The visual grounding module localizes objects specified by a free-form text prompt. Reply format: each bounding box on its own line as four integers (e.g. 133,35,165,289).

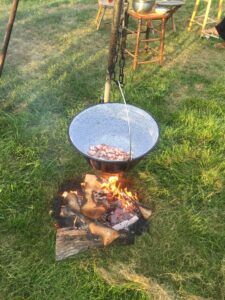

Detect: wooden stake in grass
104,0,123,102
0,0,20,77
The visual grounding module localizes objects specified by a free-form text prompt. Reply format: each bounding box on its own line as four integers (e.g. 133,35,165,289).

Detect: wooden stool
96,0,114,30
188,0,224,35
125,9,178,70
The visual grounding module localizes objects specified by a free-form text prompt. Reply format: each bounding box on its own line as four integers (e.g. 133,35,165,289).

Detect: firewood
81,206,106,219
57,228,87,237
60,206,76,217
120,191,152,220
62,191,80,212
138,205,152,220
88,223,120,246
82,174,101,201
83,174,102,193
55,228,134,261
81,174,106,219
63,206,121,246
56,228,102,261
53,174,150,260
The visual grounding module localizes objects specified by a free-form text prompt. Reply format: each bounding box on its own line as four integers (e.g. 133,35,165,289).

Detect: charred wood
56,228,102,261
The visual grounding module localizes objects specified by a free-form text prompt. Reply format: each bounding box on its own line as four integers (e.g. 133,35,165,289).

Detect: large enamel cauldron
69,103,159,173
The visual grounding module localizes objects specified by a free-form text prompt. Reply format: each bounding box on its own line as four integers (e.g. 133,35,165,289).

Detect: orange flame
101,176,138,209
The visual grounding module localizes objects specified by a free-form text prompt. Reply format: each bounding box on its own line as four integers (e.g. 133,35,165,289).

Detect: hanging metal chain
111,19,121,81
118,0,128,86
112,0,128,86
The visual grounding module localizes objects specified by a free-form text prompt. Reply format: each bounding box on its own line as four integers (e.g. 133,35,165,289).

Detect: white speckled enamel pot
69,103,159,173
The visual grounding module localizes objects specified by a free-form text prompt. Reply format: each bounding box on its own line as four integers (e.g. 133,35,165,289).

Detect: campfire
51,173,152,261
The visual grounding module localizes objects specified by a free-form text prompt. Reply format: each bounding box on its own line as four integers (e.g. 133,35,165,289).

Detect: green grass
1,0,225,299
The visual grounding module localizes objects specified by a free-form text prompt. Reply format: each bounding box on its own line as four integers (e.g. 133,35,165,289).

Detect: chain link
112,0,128,86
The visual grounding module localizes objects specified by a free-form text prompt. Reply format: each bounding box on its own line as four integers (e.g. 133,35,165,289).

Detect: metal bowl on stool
132,0,156,14
69,103,159,173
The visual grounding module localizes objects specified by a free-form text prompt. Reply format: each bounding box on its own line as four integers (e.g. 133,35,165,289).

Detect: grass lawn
0,0,225,299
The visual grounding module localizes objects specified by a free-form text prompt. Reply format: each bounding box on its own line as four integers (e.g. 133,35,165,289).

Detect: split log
56,228,102,261
60,206,76,217
62,191,80,212
55,228,134,261
81,174,106,219
88,223,120,246
138,205,152,220
64,207,120,246
82,206,106,219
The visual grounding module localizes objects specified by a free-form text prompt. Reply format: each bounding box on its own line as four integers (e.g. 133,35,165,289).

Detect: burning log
81,207,106,219
62,191,80,212
81,174,106,219
92,191,109,209
77,214,120,246
59,198,121,247
60,206,76,217
53,174,152,260
88,223,120,246
138,205,152,220
119,190,152,220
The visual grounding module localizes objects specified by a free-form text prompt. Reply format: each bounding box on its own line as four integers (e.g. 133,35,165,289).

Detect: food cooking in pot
87,144,130,161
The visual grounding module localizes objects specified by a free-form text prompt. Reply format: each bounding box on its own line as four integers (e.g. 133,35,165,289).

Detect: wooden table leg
172,14,176,32
144,20,151,52
159,18,166,65
133,19,142,70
